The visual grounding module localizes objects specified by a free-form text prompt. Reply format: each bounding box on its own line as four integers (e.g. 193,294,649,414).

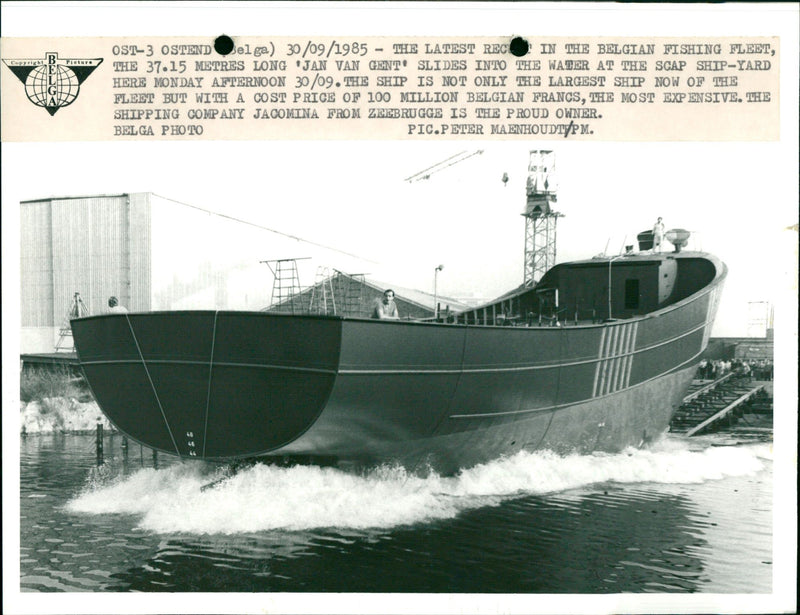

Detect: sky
3,139,797,336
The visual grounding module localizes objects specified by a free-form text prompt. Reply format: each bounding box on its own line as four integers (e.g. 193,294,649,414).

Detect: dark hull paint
72,255,725,474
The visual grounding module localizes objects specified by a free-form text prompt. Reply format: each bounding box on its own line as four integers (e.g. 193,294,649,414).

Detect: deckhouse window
624,279,640,309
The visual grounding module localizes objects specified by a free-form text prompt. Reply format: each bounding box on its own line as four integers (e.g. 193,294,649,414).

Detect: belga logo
3,52,103,116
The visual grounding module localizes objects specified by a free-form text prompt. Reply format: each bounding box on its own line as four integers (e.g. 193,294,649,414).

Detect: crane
523,150,562,286
404,150,484,183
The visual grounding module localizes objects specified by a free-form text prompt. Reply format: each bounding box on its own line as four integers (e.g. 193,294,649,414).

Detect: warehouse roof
267,270,473,314
365,278,472,313
21,193,134,204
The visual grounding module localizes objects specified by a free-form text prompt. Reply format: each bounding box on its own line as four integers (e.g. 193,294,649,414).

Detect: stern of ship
72,311,342,460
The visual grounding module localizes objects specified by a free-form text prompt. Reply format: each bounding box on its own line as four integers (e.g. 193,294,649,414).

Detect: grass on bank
20,366,93,404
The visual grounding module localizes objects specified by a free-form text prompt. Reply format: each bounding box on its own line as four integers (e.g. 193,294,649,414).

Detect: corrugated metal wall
20,193,153,335
49,195,139,319
129,193,152,311
20,200,55,326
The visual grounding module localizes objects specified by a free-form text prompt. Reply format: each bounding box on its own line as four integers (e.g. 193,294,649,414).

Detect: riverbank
19,366,115,435
20,398,114,435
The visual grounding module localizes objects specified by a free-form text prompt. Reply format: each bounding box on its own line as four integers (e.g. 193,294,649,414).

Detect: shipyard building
20,192,466,354
20,193,273,353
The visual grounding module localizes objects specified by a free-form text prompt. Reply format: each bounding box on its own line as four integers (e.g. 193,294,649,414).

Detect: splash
66,439,769,535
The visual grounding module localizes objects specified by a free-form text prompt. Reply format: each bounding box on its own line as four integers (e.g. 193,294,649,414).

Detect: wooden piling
96,423,104,466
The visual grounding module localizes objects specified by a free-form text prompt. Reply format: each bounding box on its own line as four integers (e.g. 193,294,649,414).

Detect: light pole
433,264,444,320
607,255,623,320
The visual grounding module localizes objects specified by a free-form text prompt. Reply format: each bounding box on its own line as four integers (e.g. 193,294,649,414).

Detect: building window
624,279,639,309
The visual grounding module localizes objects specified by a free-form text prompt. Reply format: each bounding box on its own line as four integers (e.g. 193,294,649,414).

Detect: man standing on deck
653,217,665,252
372,289,400,319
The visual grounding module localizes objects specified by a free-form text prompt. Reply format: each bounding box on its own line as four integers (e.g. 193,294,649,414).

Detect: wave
65,438,769,535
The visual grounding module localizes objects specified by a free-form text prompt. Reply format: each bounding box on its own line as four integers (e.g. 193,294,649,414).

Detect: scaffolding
309,267,337,315
337,271,367,317
747,301,772,338
55,291,89,352
262,258,308,314
523,150,563,287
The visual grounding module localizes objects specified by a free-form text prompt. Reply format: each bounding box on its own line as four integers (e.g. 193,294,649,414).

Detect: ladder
55,292,89,352
262,258,308,314
343,273,366,317
309,267,337,315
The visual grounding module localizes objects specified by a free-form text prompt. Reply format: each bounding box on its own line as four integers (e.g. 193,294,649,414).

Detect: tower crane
523,150,563,286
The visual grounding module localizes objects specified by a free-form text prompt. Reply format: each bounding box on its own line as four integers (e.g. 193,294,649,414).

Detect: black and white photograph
2,3,797,615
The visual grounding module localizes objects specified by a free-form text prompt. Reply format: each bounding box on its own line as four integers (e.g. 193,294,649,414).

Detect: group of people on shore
697,358,773,381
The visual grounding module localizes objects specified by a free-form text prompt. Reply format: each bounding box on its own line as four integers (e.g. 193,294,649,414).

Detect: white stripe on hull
592,320,639,398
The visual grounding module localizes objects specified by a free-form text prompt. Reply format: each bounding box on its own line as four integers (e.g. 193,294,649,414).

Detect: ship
71,233,725,475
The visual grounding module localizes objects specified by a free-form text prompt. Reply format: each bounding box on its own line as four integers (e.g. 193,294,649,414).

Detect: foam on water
66,439,769,535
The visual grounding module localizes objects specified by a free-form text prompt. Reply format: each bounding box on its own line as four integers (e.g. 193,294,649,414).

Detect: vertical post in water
153,449,158,469
96,422,104,466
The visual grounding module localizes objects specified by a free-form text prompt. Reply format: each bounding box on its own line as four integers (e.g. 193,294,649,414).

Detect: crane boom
404,150,484,182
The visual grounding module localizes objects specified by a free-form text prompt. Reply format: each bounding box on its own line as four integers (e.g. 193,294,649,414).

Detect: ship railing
443,303,609,327
456,312,589,328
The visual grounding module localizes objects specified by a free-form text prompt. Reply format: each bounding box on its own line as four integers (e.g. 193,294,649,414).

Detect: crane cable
152,193,379,264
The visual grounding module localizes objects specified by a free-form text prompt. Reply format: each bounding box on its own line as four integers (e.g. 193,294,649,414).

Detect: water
16,432,777,605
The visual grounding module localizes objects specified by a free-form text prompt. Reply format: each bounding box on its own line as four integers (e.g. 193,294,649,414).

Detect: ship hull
71,255,725,474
